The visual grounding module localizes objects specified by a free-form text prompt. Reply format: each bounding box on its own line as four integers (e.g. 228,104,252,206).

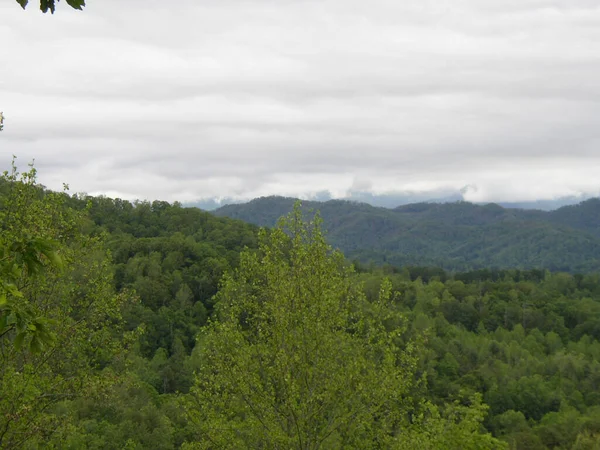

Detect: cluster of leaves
0,162,65,355
16,0,85,14
214,196,600,273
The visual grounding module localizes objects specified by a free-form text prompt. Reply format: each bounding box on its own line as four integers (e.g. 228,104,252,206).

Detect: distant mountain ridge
187,191,593,211
212,196,600,273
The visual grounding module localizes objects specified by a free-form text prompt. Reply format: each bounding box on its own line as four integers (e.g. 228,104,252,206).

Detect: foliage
0,161,132,448
16,0,85,14
44,374,179,450
66,193,259,392
0,160,65,354
3,161,600,449
184,205,503,449
357,266,600,449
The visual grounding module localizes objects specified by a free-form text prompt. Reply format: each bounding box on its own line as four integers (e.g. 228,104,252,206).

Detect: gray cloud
1,0,600,204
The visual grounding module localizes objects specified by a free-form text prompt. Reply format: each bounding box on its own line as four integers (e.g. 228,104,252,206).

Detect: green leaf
6,312,17,326
14,331,26,350
30,335,42,353
65,0,85,10
45,250,64,270
39,0,55,13
16,0,29,9
6,283,24,298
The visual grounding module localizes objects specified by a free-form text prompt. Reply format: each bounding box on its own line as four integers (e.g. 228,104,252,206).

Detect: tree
0,160,65,354
184,205,504,449
16,0,85,14
0,161,132,448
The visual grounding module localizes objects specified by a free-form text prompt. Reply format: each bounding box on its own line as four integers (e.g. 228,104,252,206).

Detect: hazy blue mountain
212,196,600,272
498,195,593,211
188,190,592,211
185,197,244,211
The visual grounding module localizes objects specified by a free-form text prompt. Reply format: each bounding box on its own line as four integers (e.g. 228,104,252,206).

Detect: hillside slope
213,196,600,272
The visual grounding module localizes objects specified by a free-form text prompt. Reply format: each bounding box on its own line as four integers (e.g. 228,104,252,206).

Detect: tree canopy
0,160,132,448
184,205,504,449
2,160,600,448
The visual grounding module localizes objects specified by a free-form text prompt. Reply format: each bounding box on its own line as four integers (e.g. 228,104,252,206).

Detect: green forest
2,162,600,449
214,196,600,273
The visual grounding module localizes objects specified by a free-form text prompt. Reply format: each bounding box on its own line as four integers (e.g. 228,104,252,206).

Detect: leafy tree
1,161,66,354
184,205,503,449
0,161,132,448
46,374,177,450
572,430,600,450
395,394,505,450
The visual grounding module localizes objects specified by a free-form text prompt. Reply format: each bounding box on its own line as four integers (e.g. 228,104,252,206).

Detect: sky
1,0,600,205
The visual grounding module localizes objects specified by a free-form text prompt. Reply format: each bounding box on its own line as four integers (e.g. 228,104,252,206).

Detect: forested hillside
214,196,600,273
2,164,600,449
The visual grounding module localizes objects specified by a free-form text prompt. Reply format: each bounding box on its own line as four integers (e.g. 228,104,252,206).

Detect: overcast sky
1,0,600,204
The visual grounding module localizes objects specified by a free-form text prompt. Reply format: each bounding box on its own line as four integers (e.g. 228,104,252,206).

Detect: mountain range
211,196,600,273
188,190,593,211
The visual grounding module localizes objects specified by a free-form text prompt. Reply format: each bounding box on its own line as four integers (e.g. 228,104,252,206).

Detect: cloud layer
1,0,600,203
